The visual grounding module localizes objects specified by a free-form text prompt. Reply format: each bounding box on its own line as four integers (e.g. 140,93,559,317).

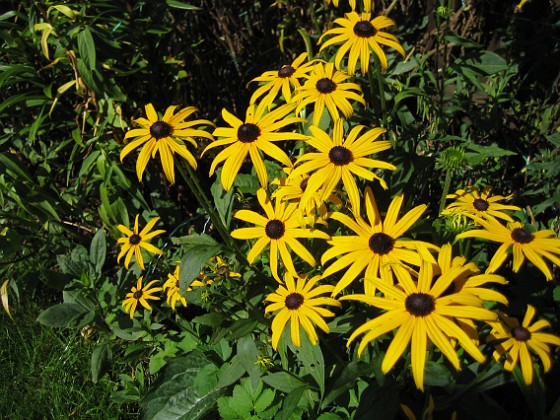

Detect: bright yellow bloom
292,62,365,127
322,187,438,296
456,218,560,280
264,273,341,349
487,305,560,385
116,215,165,270
163,264,206,310
290,120,395,216
122,277,163,319
203,102,307,191
319,12,405,74
230,188,330,282
120,103,214,184
342,261,498,391
443,185,520,222
249,52,318,110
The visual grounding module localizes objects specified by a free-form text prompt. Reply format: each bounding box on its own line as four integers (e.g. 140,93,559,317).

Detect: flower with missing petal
117,215,165,270
203,102,307,191
319,12,405,74
122,277,163,319
341,261,498,391
290,120,395,216
249,53,318,110
120,104,213,184
443,185,520,222
486,305,560,385
265,273,341,349
322,187,437,296
292,62,365,127
456,218,560,280
230,188,330,282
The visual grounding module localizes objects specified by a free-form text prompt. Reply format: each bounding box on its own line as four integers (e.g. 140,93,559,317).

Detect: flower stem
438,169,453,215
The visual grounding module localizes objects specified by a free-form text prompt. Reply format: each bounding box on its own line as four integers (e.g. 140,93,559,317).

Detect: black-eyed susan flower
290,120,395,216
443,185,520,222
456,218,560,280
292,62,365,127
203,102,307,191
117,215,165,270
120,104,214,184
487,305,560,385
122,277,163,319
249,52,318,110
341,261,498,391
230,188,330,282
163,264,206,310
199,256,242,283
319,12,405,74
322,186,437,296
264,272,341,349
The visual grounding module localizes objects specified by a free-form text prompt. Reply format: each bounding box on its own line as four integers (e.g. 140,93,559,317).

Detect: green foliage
3,0,560,419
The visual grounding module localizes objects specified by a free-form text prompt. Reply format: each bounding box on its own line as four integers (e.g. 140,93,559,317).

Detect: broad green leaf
277,386,307,420
217,355,246,388
261,372,307,393
91,342,112,383
141,351,225,419
89,228,106,272
290,330,325,396
172,234,221,291
321,362,361,409
211,176,234,229
47,5,79,20
77,27,96,70
36,302,90,327
465,143,516,165
237,335,261,387
423,360,453,387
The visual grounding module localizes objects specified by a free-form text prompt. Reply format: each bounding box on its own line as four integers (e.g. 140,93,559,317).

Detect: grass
0,299,139,419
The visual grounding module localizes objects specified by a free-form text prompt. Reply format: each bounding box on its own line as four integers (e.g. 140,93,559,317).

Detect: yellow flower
249,52,318,110
443,185,520,222
199,256,242,283
264,273,341,350
487,305,560,385
203,102,307,191
122,277,163,319
120,103,214,184
322,187,438,296
341,261,498,391
230,188,330,282
116,215,165,270
319,12,405,74
456,218,560,280
292,62,365,127
290,120,395,216
163,264,206,310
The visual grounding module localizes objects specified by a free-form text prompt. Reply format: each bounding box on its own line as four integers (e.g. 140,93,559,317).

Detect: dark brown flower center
353,20,377,38
129,234,142,245
368,232,395,255
265,219,285,239
328,146,353,165
511,228,534,244
285,292,304,309
473,198,489,211
316,78,337,93
278,65,295,78
238,123,261,143
217,266,229,275
133,290,143,299
150,121,172,139
405,293,435,317
512,326,531,341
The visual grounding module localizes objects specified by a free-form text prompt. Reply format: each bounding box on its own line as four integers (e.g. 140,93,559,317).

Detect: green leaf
217,355,246,388
36,302,91,327
89,228,106,272
465,143,516,165
0,153,33,183
277,386,307,420
77,27,96,70
141,351,225,419
91,342,112,383
553,286,560,303
290,331,325,396
166,0,202,10
173,234,221,291
261,372,307,393
211,176,234,229
423,360,452,387
321,362,362,409
237,335,261,386
353,382,401,420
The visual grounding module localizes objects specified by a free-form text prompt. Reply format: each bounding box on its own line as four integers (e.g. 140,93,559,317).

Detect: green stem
369,55,388,128
438,169,453,215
